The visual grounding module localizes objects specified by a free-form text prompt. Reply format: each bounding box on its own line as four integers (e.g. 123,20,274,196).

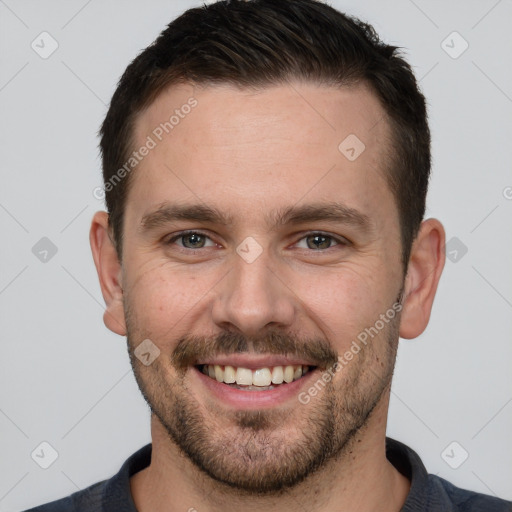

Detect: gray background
1,0,511,510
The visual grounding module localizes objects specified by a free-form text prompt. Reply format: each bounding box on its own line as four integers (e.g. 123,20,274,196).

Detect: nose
211,248,296,336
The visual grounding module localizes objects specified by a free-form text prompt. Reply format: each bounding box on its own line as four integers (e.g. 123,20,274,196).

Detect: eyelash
165,230,349,252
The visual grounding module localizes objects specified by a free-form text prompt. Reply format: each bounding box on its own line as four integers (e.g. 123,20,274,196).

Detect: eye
165,230,348,252
166,231,216,249
295,233,346,250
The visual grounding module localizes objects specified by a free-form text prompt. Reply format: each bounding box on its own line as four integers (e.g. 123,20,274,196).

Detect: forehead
126,81,396,230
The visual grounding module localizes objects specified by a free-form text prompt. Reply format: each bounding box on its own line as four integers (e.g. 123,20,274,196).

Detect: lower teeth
226,383,277,391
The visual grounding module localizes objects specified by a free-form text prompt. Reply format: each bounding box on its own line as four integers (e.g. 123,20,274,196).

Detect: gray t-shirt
23,437,511,511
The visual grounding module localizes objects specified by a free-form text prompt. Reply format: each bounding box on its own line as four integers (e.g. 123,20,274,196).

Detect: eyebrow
139,201,374,234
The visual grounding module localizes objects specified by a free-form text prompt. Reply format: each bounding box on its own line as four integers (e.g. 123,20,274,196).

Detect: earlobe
398,218,446,340
89,211,127,336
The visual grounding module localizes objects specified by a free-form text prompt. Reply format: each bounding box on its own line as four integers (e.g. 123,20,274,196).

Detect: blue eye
165,231,347,251
297,233,341,250
180,233,205,248
297,233,348,252
167,231,215,249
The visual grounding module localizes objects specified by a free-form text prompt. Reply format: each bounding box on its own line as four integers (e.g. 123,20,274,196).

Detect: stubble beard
126,309,400,495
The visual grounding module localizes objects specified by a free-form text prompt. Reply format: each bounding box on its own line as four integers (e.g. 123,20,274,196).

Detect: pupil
309,235,329,249
185,234,203,248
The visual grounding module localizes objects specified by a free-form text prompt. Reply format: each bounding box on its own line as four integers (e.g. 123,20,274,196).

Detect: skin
90,81,445,512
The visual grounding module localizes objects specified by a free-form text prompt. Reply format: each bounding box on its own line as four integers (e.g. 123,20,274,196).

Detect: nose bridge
211,247,295,334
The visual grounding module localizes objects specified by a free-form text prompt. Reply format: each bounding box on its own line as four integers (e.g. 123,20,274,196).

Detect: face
116,81,406,493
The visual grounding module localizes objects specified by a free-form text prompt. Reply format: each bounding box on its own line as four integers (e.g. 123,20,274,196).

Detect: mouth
192,360,320,409
195,363,315,390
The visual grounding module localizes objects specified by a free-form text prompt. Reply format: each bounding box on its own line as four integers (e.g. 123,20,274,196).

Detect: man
25,0,511,510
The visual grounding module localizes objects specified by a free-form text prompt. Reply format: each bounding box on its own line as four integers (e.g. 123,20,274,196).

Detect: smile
192,361,320,409
196,364,314,390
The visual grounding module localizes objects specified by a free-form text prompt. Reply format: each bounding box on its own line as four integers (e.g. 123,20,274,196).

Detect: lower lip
192,366,319,409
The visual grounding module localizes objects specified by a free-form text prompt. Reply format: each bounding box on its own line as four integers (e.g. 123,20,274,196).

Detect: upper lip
194,354,317,370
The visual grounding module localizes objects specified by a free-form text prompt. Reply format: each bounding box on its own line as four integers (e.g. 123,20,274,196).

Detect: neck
130,397,410,512
131,396,410,512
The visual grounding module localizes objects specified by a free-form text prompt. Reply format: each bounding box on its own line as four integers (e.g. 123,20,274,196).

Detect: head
91,0,445,495
100,0,430,273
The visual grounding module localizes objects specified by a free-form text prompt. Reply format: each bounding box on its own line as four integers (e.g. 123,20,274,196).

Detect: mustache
171,330,339,371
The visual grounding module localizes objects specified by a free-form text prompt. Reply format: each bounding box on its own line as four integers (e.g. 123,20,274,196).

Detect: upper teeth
201,364,310,386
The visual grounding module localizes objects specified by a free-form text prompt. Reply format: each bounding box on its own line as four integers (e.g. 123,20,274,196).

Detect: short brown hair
99,0,430,273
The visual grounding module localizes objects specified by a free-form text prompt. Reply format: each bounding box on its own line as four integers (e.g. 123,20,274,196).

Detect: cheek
124,259,220,341
290,265,393,345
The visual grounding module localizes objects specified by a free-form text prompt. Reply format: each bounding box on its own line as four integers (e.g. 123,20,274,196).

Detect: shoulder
20,443,151,512
385,438,511,512
426,474,512,512
20,480,106,512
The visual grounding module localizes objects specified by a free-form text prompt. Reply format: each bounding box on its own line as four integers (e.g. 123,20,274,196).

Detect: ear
89,211,127,336
399,218,446,339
